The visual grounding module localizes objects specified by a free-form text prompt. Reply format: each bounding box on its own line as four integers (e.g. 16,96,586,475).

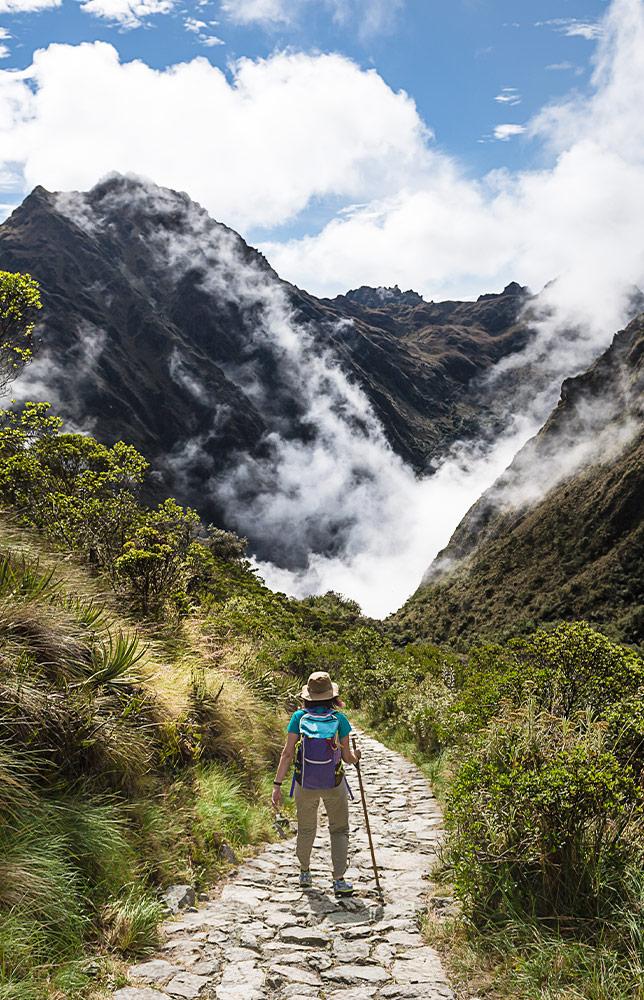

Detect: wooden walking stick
352,736,383,901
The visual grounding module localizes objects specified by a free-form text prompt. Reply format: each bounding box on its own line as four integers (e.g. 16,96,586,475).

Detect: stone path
114,733,454,1000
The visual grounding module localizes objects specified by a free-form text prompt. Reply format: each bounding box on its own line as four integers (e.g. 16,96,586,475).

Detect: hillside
394,314,644,645
0,175,532,537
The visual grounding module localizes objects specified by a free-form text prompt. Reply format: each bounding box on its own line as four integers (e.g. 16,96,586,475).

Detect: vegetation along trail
114,732,454,1000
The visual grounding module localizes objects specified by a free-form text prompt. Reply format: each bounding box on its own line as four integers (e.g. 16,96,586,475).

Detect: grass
0,524,288,1000
424,913,644,1000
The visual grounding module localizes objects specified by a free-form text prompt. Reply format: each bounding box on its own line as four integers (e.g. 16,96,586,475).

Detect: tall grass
0,544,286,998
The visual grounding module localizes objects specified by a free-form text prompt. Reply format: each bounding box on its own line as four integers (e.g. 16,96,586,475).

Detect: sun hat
301,670,339,701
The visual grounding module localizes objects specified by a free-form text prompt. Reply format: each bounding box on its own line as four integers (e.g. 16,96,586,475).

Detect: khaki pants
294,780,349,879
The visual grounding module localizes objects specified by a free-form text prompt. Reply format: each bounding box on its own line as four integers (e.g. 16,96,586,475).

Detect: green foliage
114,499,201,614
0,272,41,392
446,706,643,925
100,886,164,956
0,404,215,617
0,545,285,998
194,764,275,852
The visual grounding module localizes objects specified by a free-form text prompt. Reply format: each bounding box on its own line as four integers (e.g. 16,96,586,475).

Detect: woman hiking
271,670,361,897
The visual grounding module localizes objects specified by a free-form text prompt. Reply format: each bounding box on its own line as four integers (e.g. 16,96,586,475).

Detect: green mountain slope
394,315,644,646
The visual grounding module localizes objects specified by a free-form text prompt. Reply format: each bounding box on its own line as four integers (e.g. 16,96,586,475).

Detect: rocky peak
335,285,425,308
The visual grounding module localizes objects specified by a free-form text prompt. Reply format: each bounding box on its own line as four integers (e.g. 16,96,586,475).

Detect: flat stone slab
280,925,330,947
323,963,390,984
165,972,210,998
114,991,167,1000
129,959,180,983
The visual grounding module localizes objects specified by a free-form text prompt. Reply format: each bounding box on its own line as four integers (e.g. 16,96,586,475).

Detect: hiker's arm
340,735,361,765
275,732,298,782
272,733,298,807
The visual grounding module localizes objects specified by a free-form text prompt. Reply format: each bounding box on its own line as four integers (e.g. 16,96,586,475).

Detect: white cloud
221,0,289,23
494,122,526,140
78,0,174,28
184,15,224,44
537,18,603,41
495,87,521,105
0,0,59,10
221,0,404,36
0,45,8,59
0,45,428,231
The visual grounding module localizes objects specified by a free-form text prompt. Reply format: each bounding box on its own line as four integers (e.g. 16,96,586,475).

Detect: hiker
271,670,361,896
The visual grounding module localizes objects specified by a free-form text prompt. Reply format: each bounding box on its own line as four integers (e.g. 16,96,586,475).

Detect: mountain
0,174,533,559
394,315,644,645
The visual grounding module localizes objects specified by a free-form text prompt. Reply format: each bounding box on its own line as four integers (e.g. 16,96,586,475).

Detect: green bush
443,622,644,744
445,705,644,931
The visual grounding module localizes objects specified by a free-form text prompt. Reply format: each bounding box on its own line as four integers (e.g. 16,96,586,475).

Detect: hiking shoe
333,878,354,897
299,870,313,889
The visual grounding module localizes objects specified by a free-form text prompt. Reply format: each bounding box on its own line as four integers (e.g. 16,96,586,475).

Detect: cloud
494,87,521,106
493,122,526,140
221,0,404,36
220,0,290,23
0,0,59,10
262,0,644,324
184,16,225,44
78,0,174,29
537,18,603,41
0,319,106,431
0,45,428,231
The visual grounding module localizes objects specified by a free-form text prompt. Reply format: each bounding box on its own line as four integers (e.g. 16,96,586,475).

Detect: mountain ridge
394,314,644,644
0,174,535,559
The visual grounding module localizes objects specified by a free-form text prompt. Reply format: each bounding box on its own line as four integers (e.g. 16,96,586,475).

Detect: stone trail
114,732,454,1000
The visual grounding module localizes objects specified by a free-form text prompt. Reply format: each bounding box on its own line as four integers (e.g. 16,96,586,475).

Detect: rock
163,886,196,914
269,964,323,986
220,842,237,864
322,964,390,984
215,988,264,1000
392,947,447,984
165,972,210,998
189,959,219,976
383,931,422,947
332,938,370,963
128,959,179,983
326,990,380,1000
220,885,269,905
114,991,166,1000
280,926,330,947
219,959,264,990
372,942,394,964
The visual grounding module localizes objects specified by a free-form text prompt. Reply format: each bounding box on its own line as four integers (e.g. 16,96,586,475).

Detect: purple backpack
292,711,342,792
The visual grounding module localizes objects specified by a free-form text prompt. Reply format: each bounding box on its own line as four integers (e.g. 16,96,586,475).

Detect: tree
0,271,42,391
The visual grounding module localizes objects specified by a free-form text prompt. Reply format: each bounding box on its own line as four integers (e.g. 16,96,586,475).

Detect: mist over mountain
0,174,641,619
0,178,530,570
396,315,644,643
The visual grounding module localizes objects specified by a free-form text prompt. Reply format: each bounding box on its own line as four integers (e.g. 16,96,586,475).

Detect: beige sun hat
301,670,339,701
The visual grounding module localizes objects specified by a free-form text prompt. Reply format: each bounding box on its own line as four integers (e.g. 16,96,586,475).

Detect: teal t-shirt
287,707,352,740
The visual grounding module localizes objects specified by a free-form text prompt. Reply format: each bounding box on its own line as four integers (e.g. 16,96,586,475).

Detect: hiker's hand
353,748,362,763
271,786,283,810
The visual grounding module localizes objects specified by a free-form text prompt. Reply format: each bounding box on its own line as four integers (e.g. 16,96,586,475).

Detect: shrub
444,622,644,743
445,704,644,930
0,271,41,392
